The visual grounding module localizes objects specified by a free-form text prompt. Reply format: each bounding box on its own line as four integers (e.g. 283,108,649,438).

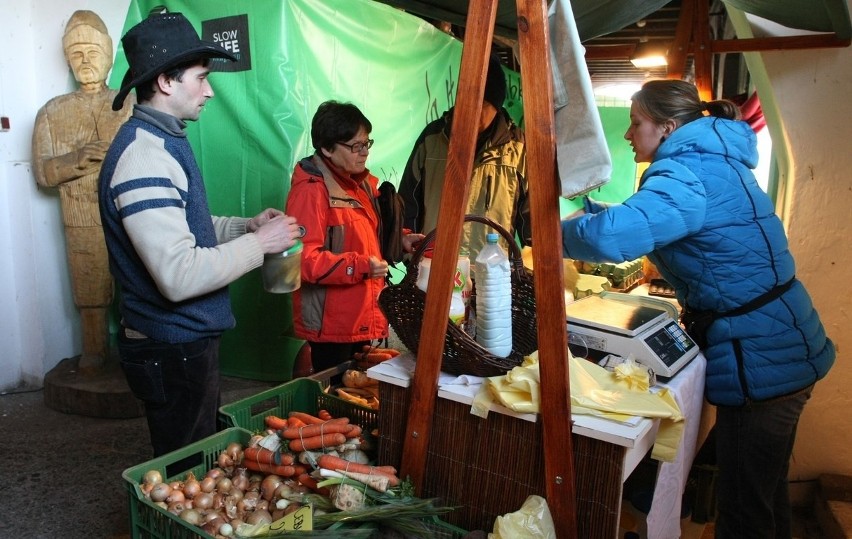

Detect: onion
238,491,259,513
150,483,172,503
200,476,217,493
166,488,185,504
179,508,202,526
167,501,186,515
143,469,164,486
260,475,283,501
231,468,250,492
245,509,273,526
193,492,214,511
225,442,243,461
216,477,233,494
183,477,201,499
206,467,225,481
218,452,235,470
220,522,234,537
284,501,302,515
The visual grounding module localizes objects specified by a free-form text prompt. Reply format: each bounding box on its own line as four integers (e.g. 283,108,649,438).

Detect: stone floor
0,369,273,539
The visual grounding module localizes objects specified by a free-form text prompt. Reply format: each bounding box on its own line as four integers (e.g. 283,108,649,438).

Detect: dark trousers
118,329,221,458
308,341,368,373
714,385,813,539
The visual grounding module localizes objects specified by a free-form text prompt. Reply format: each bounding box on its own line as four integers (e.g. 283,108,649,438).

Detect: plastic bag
489,495,556,539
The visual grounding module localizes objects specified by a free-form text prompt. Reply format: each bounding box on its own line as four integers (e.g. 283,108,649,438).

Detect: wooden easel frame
398,0,578,536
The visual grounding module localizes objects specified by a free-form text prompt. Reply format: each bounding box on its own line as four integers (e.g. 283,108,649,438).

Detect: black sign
202,14,251,72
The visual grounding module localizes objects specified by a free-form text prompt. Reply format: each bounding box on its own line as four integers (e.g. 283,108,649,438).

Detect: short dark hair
311,100,372,152
134,57,210,104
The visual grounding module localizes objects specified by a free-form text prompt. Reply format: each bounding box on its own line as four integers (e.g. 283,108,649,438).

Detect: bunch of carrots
250,408,401,496
352,344,400,370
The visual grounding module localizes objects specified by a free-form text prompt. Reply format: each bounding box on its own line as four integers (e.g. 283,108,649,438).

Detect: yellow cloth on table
471,352,684,462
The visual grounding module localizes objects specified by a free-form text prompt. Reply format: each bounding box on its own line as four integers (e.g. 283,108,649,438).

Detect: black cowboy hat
112,12,236,111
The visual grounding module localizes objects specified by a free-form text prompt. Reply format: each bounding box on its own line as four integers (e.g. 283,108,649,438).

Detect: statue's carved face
65,42,112,86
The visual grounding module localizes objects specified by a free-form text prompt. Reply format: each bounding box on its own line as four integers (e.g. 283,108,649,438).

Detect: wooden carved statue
32,11,133,373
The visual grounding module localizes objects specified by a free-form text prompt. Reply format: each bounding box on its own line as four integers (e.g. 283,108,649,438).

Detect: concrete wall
1,0,849,491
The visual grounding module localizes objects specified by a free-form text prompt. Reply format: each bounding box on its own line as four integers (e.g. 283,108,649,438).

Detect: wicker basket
378,215,537,377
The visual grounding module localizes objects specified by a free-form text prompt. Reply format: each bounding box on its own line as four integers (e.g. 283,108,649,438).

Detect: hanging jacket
561,116,834,406
399,108,531,260
285,154,388,343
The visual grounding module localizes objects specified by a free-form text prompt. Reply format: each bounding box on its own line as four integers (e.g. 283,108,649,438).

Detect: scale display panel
566,294,698,378
645,321,696,368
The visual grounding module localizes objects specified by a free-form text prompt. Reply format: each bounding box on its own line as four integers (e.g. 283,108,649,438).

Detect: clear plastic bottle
474,233,512,357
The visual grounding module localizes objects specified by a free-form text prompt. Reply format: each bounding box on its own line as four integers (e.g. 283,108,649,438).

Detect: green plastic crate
122,427,466,538
122,427,254,539
218,378,378,434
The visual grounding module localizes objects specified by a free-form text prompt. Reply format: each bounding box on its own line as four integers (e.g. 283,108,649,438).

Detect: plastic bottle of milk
416,246,471,327
474,233,512,357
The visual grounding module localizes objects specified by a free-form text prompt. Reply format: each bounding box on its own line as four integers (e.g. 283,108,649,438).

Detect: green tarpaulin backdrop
111,0,634,381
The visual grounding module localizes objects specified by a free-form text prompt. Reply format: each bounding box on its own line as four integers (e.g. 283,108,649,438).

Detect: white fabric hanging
548,0,613,198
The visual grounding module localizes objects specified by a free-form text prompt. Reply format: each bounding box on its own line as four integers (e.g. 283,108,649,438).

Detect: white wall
0,0,129,391
760,26,852,482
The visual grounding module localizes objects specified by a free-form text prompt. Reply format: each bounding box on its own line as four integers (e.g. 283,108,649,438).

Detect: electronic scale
566,293,698,379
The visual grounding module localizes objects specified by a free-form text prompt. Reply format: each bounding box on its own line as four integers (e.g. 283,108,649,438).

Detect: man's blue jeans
714,385,813,539
118,329,221,458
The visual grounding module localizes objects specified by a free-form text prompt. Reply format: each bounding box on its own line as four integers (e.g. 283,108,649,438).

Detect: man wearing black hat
398,54,530,262
98,12,302,457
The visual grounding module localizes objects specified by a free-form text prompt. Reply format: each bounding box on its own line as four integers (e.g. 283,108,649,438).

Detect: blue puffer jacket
562,116,834,406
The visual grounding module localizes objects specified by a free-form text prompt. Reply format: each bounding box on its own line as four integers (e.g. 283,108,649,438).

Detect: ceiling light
630,40,668,68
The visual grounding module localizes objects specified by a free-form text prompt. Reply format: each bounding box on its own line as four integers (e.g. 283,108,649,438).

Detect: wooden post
399,0,498,492
692,0,713,99
515,0,577,536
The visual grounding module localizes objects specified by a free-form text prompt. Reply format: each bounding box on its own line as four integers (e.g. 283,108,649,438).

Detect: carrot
278,422,353,440
287,432,347,452
359,352,394,364
264,415,289,430
243,446,294,467
344,425,362,438
242,460,296,477
361,345,401,357
315,454,400,487
288,411,326,425
298,472,330,495
286,416,308,429
292,463,308,477
317,409,333,421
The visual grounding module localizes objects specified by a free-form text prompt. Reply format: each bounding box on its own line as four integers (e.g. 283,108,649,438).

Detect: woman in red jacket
285,101,422,374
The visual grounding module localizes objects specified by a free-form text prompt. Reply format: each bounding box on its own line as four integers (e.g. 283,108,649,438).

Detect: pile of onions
139,442,309,539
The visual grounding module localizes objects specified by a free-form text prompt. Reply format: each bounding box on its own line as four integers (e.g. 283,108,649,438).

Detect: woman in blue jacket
561,80,834,538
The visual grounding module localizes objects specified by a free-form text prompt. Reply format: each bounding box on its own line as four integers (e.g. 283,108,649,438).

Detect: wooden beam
710,33,851,53
515,0,577,537
583,32,850,60
667,0,695,80
398,0,497,494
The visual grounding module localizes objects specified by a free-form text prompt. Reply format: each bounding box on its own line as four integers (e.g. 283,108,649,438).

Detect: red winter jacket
284,154,388,343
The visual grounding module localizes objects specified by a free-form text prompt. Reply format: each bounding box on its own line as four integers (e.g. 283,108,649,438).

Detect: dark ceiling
374,0,851,92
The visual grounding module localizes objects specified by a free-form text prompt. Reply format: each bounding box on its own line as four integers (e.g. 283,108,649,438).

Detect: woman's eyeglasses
336,139,374,153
